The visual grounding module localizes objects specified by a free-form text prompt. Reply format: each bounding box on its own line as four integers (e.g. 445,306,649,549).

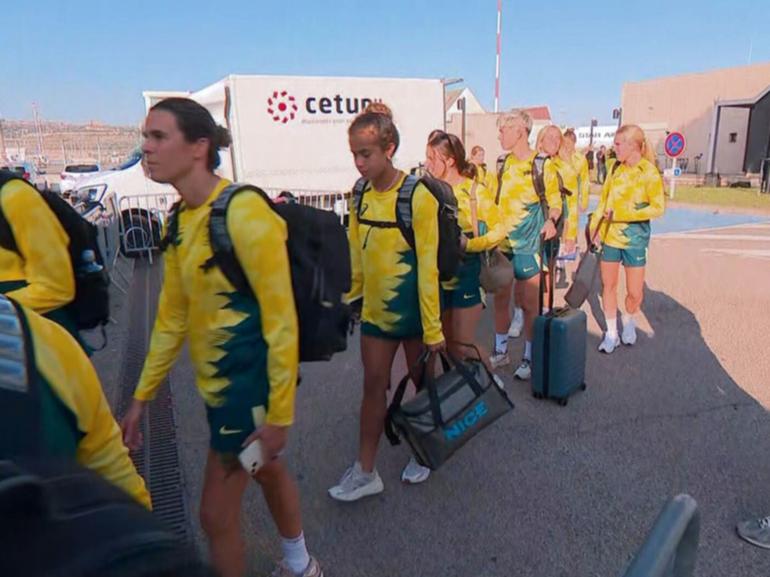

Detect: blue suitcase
531,240,587,406
532,307,587,405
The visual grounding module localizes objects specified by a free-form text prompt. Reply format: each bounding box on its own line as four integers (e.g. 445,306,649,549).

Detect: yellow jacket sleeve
579,156,590,212
466,184,507,253
134,231,189,402
611,168,666,223
1,180,75,313
229,192,298,427
28,310,151,509
345,200,363,304
411,184,443,346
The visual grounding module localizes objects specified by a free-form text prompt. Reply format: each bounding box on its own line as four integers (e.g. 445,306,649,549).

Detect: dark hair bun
214,125,232,148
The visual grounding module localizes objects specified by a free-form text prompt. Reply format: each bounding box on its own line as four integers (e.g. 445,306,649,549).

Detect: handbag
564,215,607,309
469,181,514,293
384,347,514,470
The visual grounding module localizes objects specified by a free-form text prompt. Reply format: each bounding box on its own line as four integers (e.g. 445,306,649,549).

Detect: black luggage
385,349,513,470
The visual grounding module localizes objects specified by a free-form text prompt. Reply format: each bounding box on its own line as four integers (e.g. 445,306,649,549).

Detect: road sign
674,167,682,177
665,132,686,159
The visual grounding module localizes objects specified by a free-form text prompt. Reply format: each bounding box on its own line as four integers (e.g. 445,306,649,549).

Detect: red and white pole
494,0,502,113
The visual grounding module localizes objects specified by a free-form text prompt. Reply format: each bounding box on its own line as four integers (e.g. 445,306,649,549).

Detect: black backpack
0,171,110,331
164,184,352,363
352,174,462,283
0,296,210,577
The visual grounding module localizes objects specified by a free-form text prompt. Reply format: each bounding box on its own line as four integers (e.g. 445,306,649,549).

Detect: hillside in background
0,118,140,171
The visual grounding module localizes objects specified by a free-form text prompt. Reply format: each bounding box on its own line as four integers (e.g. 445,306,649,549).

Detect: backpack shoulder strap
611,160,622,177
352,177,369,218
205,183,274,298
395,174,420,248
495,153,509,205
555,171,572,197
0,295,44,458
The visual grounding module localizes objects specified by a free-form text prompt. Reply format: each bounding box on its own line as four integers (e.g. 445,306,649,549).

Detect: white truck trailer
74,75,444,254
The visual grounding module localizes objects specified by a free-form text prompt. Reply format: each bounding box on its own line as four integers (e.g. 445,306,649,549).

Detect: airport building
621,61,770,179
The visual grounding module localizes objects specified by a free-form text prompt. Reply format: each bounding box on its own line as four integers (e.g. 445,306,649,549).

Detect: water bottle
79,249,103,275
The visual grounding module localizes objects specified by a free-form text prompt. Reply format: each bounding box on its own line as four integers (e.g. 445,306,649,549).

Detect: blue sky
2,0,768,126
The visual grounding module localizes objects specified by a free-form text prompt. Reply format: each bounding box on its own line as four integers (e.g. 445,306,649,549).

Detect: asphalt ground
106,207,770,577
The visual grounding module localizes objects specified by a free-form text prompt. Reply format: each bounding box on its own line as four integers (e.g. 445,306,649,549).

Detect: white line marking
702,248,770,259
660,234,770,241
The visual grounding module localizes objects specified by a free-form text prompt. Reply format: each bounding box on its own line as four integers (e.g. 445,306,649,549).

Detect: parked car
1,162,45,189
60,163,101,195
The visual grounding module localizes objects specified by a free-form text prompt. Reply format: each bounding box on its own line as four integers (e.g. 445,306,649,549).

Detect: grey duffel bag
385,349,514,470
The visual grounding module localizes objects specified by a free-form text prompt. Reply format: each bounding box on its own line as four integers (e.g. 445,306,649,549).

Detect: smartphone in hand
238,440,265,476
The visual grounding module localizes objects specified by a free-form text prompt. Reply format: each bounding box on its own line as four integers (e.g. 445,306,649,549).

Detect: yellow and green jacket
0,179,75,314
16,299,151,508
496,152,563,255
347,173,443,346
590,158,665,249
570,151,591,212
134,179,299,427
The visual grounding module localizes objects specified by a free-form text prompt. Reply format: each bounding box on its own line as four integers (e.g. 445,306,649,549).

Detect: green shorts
602,245,648,267
361,322,422,342
442,255,482,310
513,253,542,280
205,379,270,456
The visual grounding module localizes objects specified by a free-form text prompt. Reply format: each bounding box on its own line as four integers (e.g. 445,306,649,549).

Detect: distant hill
0,118,140,169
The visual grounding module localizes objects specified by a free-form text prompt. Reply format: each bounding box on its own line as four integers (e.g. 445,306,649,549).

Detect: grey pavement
113,217,770,577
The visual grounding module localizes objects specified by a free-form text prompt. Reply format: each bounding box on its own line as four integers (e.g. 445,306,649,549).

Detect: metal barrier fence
117,192,179,263
621,494,700,577
263,188,350,224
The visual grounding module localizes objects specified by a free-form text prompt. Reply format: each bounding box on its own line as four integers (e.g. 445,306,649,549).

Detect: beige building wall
621,61,770,173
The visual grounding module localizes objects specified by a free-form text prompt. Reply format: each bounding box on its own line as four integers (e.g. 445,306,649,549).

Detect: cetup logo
267,90,298,124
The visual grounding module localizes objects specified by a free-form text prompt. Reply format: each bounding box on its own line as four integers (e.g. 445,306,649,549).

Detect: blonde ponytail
640,137,656,163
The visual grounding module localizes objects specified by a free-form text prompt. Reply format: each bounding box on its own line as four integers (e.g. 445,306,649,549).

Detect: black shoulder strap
611,161,622,177
204,183,274,298
352,177,368,218
531,155,547,198
556,171,572,197
0,295,44,458
495,154,509,205
395,174,419,249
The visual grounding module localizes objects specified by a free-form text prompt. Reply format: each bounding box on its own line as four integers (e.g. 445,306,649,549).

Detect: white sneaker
621,320,637,346
508,309,524,338
513,359,532,381
328,462,384,502
400,457,431,484
598,333,620,354
489,350,511,369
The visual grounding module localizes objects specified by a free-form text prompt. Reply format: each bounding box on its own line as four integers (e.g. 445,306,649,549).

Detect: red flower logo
267,90,298,124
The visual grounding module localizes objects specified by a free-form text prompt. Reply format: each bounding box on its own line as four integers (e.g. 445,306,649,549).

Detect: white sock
542,307,550,315
514,307,523,322
605,317,618,338
281,532,311,576
524,341,532,361
622,313,636,329
495,334,508,354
